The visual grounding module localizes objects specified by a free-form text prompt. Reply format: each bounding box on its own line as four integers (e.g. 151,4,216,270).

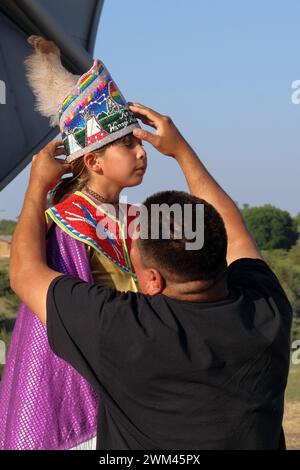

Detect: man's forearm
174,141,258,261
174,142,239,213
9,183,48,294
128,103,261,263
9,141,69,322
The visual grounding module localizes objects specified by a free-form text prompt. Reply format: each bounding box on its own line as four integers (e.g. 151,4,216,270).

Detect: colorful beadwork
46,191,136,276
58,59,140,162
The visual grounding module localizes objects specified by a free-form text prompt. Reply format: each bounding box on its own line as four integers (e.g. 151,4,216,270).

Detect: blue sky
1,0,299,219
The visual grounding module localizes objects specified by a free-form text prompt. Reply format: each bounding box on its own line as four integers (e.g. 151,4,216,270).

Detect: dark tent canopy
0,0,104,190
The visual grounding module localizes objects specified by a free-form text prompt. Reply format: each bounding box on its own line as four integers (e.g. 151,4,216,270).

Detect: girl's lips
135,167,146,173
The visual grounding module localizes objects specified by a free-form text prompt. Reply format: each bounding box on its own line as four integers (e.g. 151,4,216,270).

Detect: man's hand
29,140,71,193
129,103,189,158
9,140,69,325
129,102,262,265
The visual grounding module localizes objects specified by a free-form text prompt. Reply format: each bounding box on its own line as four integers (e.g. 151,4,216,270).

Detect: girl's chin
127,174,145,186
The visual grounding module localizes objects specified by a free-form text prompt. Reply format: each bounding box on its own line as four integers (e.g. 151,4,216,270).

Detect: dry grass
283,401,300,449
1,253,300,448
283,364,300,449
0,297,6,314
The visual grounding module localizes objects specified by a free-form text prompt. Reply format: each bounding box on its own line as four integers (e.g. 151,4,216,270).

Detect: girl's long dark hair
50,156,89,205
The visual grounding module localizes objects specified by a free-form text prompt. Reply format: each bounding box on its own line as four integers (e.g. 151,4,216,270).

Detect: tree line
0,204,300,339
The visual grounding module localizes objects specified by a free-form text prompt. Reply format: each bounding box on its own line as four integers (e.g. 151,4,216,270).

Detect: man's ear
83,152,103,174
145,268,165,295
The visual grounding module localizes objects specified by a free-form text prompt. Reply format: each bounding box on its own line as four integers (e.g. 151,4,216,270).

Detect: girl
0,37,146,450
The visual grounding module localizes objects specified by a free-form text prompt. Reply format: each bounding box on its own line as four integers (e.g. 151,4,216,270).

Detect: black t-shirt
46,258,292,450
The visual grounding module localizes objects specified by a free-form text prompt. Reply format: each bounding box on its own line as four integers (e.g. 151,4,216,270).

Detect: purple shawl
0,224,99,449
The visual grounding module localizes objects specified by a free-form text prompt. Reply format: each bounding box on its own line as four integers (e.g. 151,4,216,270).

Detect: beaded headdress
25,36,140,162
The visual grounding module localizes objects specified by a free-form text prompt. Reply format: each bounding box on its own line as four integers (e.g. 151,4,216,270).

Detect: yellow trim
119,221,133,272
46,207,98,251
45,210,50,224
86,245,137,288
45,206,136,279
75,191,120,223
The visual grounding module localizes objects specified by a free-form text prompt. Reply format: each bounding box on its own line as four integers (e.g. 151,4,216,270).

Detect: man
9,103,292,450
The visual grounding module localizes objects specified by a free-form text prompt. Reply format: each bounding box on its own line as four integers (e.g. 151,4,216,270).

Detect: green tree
0,219,17,235
294,213,300,235
263,243,300,341
0,261,19,318
0,327,11,380
242,205,298,250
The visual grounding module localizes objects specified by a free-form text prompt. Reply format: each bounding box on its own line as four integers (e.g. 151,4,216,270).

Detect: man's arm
169,142,262,265
9,141,71,324
129,103,262,265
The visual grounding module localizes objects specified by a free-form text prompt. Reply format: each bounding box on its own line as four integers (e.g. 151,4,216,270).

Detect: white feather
24,37,80,127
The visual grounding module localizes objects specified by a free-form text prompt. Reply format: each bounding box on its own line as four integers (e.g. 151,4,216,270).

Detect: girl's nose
137,144,147,160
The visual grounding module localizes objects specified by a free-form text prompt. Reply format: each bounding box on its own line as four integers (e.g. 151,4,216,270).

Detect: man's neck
162,275,229,303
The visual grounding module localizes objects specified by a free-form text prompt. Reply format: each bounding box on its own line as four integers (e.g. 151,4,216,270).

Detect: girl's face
99,133,147,188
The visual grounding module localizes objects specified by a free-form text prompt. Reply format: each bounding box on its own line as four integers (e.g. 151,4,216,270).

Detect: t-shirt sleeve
227,257,292,314
46,274,139,392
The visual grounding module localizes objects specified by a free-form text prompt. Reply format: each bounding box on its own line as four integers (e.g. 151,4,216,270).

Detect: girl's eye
121,137,143,148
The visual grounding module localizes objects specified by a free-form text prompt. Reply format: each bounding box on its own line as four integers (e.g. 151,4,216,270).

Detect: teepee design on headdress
84,109,109,147
65,127,83,155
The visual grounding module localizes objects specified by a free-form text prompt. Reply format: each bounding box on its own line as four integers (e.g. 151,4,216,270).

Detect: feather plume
24,36,80,127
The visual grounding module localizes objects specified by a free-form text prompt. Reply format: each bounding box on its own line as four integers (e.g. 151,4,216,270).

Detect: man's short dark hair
138,190,228,282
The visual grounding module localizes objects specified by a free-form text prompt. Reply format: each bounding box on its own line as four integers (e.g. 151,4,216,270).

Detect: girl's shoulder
45,191,135,275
